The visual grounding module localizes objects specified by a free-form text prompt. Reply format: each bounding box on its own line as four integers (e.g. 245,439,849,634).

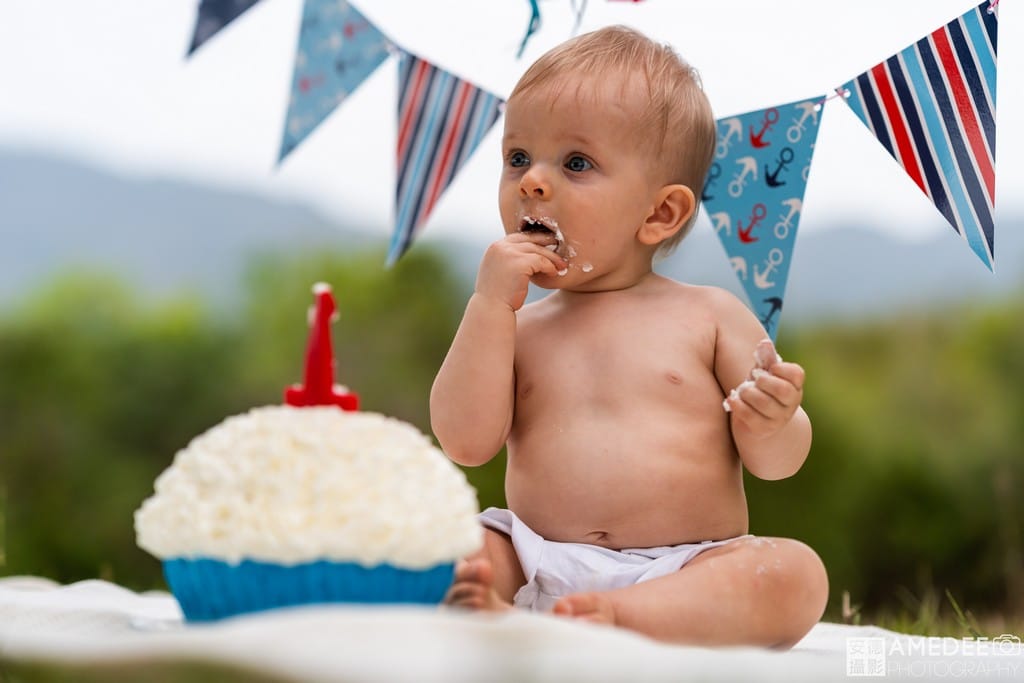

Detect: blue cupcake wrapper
163,557,454,622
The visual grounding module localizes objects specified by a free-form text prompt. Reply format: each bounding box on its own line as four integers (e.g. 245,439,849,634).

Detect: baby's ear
637,184,696,246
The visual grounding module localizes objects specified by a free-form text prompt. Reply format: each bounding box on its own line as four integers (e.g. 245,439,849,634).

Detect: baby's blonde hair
508,26,716,252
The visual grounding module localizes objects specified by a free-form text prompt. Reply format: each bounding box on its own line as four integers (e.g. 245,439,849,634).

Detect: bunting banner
702,97,825,340
389,54,504,266
187,0,262,56
518,0,542,58
278,0,391,163
839,1,998,269
180,0,1006,277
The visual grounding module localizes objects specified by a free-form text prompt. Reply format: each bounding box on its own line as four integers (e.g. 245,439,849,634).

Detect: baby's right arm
430,233,565,466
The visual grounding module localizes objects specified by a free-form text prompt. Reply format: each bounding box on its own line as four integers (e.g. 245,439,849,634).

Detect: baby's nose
520,167,551,198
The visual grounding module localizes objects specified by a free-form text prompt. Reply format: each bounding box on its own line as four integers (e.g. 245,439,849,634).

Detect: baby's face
499,74,662,289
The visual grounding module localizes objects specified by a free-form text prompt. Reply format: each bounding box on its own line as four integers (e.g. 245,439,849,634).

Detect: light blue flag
701,97,825,341
278,0,391,162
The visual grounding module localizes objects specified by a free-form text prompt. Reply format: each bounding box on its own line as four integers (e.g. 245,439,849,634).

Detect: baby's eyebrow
562,131,598,147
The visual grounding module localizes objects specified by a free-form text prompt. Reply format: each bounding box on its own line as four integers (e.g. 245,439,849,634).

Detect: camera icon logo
992,633,1021,655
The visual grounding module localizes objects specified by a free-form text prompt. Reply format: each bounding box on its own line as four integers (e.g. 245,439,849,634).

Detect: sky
1,0,1020,247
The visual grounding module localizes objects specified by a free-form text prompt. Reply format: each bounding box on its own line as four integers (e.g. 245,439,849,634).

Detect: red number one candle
284,282,359,410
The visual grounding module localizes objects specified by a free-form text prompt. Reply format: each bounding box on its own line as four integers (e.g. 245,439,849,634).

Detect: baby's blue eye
565,155,592,172
508,151,530,167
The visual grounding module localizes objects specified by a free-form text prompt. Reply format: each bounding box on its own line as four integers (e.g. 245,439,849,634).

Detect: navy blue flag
187,0,262,55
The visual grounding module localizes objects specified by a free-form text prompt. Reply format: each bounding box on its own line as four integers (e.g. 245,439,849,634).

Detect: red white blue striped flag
389,54,504,265
839,1,998,270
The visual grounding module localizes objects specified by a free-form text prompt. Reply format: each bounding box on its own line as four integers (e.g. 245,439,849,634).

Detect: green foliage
0,274,246,585
238,246,463,428
1,251,1021,629
0,248,468,589
747,297,1024,620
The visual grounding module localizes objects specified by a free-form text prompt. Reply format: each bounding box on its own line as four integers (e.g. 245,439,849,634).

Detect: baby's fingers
733,382,783,419
766,362,805,392
486,237,567,272
754,339,780,370
723,390,777,433
505,231,561,250
750,366,801,407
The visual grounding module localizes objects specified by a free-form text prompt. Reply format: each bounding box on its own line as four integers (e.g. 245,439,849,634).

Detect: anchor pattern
701,97,825,340
278,0,391,163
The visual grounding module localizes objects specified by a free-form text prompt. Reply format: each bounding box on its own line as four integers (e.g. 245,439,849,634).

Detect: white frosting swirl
135,406,482,568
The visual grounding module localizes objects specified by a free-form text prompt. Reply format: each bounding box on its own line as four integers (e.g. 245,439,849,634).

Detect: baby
430,26,827,649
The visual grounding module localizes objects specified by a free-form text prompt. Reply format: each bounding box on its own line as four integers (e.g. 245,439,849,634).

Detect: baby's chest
515,319,713,397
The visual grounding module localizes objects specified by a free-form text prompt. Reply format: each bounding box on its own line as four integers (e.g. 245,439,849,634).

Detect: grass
0,657,293,683
841,587,1024,639
1,484,6,569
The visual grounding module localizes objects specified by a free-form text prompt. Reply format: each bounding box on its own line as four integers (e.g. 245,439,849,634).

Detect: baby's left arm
712,292,812,480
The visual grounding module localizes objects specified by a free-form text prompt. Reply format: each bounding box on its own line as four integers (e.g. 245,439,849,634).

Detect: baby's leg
444,526,526,611
554,536,827,649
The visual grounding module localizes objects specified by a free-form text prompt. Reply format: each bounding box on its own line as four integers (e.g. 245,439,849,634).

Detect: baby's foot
443,558,512,612
552,592,617,625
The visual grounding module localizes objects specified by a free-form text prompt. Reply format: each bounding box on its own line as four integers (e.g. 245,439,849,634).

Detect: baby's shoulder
655,280,761,336
517,294,556,320
654,278,746,311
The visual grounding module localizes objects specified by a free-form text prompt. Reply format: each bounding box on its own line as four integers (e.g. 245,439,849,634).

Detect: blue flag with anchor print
278,0,392,163
701,97,824,341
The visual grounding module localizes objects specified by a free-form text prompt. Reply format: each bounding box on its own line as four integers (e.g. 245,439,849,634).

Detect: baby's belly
504,419,749,549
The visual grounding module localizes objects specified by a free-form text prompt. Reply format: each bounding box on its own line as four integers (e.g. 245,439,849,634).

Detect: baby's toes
552,592,616,625
444,581,490,608
453,557,493,585
444,557,497,609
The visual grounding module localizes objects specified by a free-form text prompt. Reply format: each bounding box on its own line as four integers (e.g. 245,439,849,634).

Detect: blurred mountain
0,148,379,309
3,147,1022,322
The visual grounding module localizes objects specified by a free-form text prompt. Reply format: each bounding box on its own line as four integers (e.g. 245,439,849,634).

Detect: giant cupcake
134,283,481,621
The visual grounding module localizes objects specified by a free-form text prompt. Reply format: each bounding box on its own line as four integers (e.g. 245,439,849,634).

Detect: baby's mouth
519,216,558,237
519,216,566,249
519,216,572,275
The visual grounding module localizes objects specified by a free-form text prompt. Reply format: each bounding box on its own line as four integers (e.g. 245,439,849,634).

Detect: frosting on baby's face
519,215,564,246
499,74,665,289
134,405,482,568
517,214,595,277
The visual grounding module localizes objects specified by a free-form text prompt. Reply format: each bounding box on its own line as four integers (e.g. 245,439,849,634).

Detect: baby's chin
529,271,570,290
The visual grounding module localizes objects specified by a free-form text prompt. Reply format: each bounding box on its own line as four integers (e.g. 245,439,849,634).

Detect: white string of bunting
186,0,1000,340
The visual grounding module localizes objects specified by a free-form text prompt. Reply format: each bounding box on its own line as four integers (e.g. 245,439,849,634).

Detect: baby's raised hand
723,339,805,436
475,232,568,311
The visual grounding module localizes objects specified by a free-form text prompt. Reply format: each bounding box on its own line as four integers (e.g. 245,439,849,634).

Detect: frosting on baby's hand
723,339,782,412
753,338,782,370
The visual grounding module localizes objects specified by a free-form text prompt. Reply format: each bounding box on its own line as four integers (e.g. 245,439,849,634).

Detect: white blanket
1,576,1021,682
